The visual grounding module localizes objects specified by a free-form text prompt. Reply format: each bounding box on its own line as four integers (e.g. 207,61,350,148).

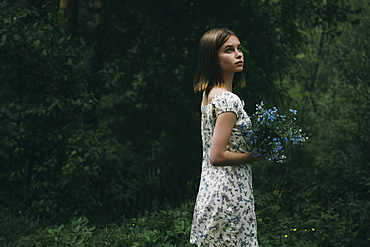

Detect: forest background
0,0,369,246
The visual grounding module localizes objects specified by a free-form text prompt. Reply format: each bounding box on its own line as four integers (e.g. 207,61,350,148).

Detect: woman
190,28,265,246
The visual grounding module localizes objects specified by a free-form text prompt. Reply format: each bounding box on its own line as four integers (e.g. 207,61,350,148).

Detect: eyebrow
224,44,241,50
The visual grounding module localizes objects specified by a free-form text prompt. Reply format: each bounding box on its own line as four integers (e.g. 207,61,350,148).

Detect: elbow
210,153,224,166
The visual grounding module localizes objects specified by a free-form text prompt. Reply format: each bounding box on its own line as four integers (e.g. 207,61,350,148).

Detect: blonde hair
193,28,245,94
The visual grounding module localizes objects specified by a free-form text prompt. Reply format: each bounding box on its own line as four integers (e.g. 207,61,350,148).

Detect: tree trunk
90,0,107,100
59,0,79,36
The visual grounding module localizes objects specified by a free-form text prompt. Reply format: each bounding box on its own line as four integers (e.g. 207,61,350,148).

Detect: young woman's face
218,35,243,74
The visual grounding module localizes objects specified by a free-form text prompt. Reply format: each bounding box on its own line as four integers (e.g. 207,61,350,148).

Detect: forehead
222,35,240,46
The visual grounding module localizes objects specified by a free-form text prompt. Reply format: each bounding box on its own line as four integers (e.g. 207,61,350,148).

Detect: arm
210,112,265,166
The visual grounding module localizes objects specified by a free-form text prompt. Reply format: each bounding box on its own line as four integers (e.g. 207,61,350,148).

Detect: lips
235,61,243,65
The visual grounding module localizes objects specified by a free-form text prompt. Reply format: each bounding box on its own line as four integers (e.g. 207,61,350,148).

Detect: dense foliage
0,0,369,246
0,1,149,221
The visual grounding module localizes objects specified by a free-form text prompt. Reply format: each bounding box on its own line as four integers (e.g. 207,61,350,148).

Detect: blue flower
240,104,306,163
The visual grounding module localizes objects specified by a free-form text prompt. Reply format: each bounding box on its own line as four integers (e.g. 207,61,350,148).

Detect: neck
222,72,234,91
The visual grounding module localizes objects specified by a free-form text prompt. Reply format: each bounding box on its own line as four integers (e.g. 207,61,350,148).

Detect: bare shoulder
203,88,229,105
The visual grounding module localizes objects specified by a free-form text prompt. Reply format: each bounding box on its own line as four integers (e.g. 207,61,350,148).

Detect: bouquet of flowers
239,102,308,163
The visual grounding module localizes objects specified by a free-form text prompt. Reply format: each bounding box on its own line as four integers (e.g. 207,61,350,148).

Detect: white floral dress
190,91,259,247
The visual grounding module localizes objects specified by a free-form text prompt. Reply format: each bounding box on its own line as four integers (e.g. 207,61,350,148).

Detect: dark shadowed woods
0,0,369,246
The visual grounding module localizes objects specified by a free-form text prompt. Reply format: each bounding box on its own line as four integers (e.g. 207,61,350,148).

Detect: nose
236,50,242,57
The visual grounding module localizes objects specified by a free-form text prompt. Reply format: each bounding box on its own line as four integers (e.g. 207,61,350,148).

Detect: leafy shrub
0,1,146,221
7,201,194,247
254,158,370,247
0,206,44,245
90,201,194,247
13,216,94,247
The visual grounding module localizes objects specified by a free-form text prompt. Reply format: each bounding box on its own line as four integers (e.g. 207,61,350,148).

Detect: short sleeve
211,92,243,119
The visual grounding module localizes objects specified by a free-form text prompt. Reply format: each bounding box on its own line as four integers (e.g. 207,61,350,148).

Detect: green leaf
75,225,80,232
67,58,72,65
62,238,72,244
0,35,6,46
26,37,32,44
58,37,64,44
70,234,77,243
75,238,84,246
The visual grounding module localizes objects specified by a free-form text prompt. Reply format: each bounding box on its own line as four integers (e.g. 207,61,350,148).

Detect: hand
251,148,268,162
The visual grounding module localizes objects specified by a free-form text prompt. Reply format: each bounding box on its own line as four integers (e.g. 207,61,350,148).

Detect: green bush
0,206,44,245
4,201,194,247
0,1,147,221
3,198,370,246
90,203,193,247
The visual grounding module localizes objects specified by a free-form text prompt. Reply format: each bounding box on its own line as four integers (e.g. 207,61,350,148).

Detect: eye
226,48,233,53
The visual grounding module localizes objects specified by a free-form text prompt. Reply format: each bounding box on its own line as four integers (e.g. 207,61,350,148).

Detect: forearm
210,112,265,166
210,150,265,166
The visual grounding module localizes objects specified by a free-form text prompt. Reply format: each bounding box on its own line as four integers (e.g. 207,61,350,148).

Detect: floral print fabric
190,91,259,246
